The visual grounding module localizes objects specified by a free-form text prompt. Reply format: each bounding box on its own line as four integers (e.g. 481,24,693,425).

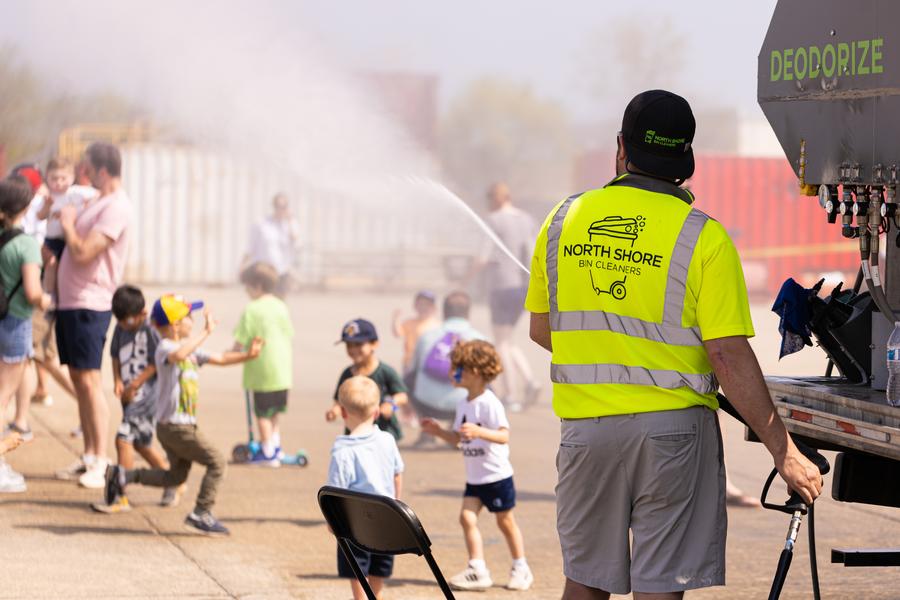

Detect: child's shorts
464,476,516,512
43,237,66,260
251,390,288,418
0,314,33,364
117,413,156,448
337,542,394,579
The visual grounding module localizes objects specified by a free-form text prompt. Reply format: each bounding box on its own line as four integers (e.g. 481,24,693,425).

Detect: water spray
402,176,531,276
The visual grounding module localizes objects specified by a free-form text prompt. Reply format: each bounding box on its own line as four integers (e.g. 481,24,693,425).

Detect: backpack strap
0,229,26,306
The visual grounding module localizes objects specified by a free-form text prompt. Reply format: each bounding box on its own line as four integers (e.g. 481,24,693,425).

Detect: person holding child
102,295,262,535
327,376,404,600
421,339,533,592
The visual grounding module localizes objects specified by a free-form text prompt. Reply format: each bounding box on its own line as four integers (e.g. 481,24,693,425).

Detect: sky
0,0,779,122
292,0,780,119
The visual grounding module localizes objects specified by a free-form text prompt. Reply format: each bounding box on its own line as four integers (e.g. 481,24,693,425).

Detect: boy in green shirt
233,263,295,466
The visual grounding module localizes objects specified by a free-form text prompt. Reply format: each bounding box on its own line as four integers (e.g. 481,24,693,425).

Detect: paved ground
1,286,898,599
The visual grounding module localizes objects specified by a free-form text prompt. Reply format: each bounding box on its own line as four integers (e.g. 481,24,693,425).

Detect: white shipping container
120,144,478,288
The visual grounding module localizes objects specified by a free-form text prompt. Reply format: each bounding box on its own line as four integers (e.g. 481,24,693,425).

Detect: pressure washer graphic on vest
587,216,645,300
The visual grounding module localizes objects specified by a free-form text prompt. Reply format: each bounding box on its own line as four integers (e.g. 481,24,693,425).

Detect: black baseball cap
337,318,378,344
621,90,695,181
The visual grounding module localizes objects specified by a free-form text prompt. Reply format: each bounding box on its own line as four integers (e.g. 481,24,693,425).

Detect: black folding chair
317,486,456,599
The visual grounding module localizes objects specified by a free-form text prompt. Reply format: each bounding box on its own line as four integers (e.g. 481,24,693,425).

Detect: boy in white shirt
36,157,96,297
421,340,533,592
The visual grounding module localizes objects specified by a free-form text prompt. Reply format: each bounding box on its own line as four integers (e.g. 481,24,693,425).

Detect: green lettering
838,42,850,75
873,38,884,74
823,44,836,77
794,46,808,80
857,39,870,75
784,48,794,80
770,50,783,82
809,45,821,78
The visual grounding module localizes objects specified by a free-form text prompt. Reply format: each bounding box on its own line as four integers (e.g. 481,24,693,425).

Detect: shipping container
120,144,480,288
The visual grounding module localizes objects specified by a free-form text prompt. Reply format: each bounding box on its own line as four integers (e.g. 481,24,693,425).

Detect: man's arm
529,312,552,351
705,336,823,504
61,226,113,264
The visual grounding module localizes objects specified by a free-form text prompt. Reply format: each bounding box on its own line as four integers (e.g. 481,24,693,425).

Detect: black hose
768,549,793,600
809,502,821,600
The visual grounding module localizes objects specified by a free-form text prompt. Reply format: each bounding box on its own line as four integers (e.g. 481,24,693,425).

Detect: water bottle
886,322,900,407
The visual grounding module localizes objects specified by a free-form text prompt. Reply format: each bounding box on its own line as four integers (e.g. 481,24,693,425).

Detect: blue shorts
43,238,66,260
337,542,394,579
55,309,112,370
464,476,516,512
489,287,527,326
0,314,33,363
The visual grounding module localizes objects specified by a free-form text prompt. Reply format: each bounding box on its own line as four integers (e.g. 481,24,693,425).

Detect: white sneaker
55,458,87,481
0,462,26,493
449,566,493,591
78,459,109,489
506,564,534,591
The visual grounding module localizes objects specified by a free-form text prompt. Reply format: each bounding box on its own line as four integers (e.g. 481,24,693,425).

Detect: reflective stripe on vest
550,364,719,395
546,175,716,394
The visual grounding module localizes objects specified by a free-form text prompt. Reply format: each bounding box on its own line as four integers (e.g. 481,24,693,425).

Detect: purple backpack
423,331,461,381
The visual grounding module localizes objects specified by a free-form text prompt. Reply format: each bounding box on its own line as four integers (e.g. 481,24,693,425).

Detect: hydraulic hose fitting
855,187,871,259
840,187,858,238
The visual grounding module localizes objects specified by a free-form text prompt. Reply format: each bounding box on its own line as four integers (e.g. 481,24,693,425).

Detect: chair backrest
317,486,432,556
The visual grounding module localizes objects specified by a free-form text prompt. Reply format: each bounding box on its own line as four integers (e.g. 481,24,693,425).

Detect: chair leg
424,551,456,600
337,538,377,600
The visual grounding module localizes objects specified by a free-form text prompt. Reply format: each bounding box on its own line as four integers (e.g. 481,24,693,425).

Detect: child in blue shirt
327,376,404,600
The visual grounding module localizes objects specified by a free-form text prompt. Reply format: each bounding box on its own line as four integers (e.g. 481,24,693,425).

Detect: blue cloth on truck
771,278,813,359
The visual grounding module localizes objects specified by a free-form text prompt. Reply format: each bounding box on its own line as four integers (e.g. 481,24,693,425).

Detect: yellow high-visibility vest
526,173,755,419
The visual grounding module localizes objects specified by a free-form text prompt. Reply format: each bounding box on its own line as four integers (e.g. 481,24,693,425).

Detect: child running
92,285,177,513
327,376,404,600
326,319,408,441
233,262,294,465
103,295,262,535
421,340,533,591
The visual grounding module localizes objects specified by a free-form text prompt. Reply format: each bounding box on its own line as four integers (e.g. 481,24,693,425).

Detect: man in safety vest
525,90,823,600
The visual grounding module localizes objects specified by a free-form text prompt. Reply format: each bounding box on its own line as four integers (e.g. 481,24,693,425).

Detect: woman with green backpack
0,176,51,494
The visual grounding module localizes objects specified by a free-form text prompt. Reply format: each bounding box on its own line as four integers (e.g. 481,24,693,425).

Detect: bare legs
70,368,108,458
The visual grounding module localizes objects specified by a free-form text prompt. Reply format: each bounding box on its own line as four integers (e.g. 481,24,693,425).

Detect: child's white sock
272,432,281,448
468,558,488,573
262,441,276,458
512,557,529,570
83,454,96,466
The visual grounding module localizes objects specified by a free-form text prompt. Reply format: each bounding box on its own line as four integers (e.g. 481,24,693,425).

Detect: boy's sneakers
249,449,280,468
506,564,534,591
80,458,110,489
0,462,26,493
449,566,493,591
4,422,33,443
55,458,87,481
91,495,132,514
104,465,127,505
160,484,187,507
185,511,230,536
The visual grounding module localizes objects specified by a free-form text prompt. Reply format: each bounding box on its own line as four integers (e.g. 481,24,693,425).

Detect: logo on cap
644,130,656,144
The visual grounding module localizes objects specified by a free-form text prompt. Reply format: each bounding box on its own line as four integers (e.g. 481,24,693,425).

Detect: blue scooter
231,391,309,467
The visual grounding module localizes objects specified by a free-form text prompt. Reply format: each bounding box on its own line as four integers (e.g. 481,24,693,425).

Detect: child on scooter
233,262,295,465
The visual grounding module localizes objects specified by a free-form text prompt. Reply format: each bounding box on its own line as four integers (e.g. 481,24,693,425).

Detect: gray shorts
556,406,725,595
117,413,156,448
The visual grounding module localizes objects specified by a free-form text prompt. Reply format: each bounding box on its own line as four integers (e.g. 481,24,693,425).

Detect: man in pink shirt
55,143,131,489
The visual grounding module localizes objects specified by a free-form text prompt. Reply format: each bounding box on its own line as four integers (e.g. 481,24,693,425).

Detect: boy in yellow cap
99,294,262,536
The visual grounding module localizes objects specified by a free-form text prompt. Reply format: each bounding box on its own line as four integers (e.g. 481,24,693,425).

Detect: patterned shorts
117,414,156,448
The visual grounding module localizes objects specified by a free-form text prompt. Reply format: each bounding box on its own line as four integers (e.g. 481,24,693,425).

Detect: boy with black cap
325,318,408,441
526,90,823,597
102,295,263,535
